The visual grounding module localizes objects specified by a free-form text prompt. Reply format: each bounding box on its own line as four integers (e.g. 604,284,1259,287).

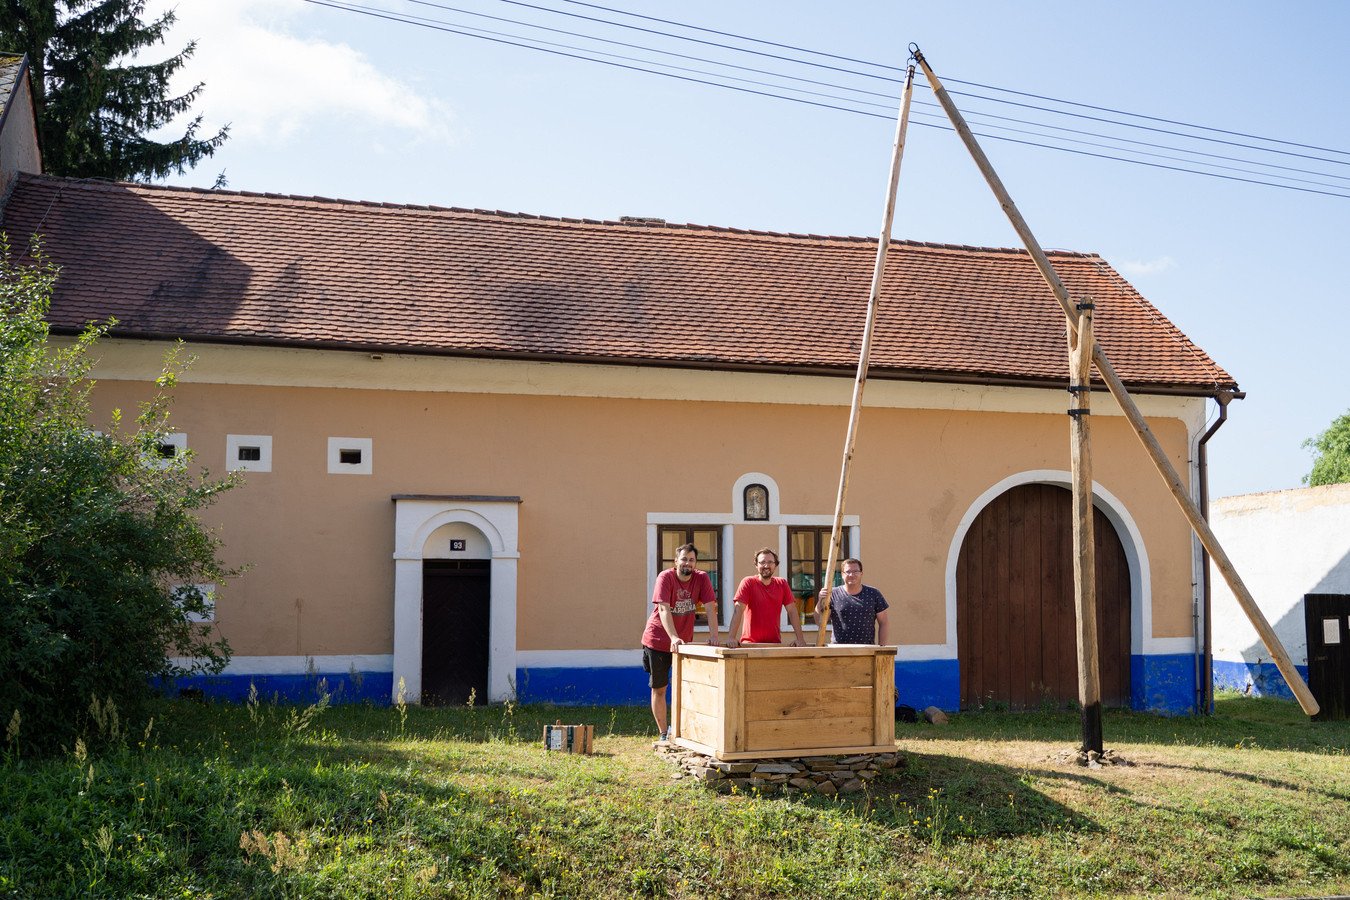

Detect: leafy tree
1302,409,1350,486
0,236,235,754
0,0,227,180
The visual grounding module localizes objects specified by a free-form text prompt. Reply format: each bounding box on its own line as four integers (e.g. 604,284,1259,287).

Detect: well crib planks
745,716,874,750
745,687,873,721
744,655,872,692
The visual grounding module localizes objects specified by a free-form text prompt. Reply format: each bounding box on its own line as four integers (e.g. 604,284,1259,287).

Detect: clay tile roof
0,173,1234,394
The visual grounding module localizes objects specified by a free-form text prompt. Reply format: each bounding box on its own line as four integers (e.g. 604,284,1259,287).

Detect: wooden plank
680,708,720,748
707,742,896,761
745,716,874,751
744,655,872,692
678,655,720,689
670,648,682,740
722,655,745,753
744,687,873,721
1008,487,1029,708
873,652,895,744
679,678,721,719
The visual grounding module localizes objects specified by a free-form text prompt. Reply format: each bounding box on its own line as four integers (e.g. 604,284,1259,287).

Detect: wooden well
670,644,897,760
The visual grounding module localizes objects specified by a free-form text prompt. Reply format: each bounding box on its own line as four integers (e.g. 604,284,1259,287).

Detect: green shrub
0,236,236,754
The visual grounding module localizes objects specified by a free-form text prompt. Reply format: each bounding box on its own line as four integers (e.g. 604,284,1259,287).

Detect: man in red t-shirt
727,547,806,648
640,543,720,741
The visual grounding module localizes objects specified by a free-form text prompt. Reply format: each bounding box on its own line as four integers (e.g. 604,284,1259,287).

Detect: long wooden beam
817,62,917,646
1070,307,1103,751
912,47,1319,716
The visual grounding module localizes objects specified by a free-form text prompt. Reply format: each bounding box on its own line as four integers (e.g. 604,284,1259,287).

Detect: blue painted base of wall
515,667,651,705
1212,659,1309,700
1130,653,1198,715
159,671,393,705
896,659,959,711
158,653,1208,715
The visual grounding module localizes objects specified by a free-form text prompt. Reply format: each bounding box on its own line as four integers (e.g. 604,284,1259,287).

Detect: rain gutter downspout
1196,389,1244,714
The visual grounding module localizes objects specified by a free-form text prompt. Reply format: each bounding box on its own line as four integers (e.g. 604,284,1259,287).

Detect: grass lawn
1,691,1347,898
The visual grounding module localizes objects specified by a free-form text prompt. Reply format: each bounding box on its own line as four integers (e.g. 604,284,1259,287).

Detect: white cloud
145,0,455,145
1116,256,1177,278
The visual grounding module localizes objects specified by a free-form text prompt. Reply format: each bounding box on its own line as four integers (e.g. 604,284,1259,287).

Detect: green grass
1,692,1347,898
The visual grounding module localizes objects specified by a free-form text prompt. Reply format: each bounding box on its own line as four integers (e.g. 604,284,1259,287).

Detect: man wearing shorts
640,543,720,742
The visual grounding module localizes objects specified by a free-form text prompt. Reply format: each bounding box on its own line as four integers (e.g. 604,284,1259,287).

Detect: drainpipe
1196,389,1244,714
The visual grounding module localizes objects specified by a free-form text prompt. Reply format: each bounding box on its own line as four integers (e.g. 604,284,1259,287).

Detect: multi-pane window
657,525,725,626
787,527,849,626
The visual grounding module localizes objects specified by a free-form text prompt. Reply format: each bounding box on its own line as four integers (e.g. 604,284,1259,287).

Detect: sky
139,0,1350,500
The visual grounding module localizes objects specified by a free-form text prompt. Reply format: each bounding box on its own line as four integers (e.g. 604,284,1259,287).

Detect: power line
300,0,1350,199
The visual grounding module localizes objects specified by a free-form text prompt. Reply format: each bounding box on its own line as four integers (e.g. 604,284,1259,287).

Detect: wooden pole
912,47,1320,716
1069,306,1103,752
817,62,917,646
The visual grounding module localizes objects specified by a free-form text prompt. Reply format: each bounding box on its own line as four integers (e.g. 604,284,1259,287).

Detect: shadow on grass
896,696,1350,754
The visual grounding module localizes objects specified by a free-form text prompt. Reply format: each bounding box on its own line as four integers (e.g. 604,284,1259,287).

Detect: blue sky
146,0,1350,499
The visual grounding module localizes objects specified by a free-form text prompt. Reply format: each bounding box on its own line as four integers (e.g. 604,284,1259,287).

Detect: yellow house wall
83,347,1202,659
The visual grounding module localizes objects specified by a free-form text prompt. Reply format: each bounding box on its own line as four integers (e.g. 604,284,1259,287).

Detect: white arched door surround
392,495,520,704
942,470,1154,662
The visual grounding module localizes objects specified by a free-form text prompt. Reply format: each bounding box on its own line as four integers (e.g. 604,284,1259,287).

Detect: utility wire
529,0,1350,158
301,0,1350,199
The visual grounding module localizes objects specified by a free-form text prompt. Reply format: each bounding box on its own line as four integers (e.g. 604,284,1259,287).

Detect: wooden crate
671,644,897,760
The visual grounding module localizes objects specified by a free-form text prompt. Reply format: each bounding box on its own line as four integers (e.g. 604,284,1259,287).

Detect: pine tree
0,0,227,180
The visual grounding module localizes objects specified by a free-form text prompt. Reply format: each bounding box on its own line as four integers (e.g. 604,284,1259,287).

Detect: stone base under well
655,744,905,795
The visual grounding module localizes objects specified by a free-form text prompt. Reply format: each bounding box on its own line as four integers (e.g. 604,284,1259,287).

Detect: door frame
392,495,520,704
943,470,1164,670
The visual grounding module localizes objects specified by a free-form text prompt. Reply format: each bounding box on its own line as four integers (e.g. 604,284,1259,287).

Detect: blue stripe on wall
1212,659,1309,700
896,659,959,711
160,671,393,705
1130,653,1198,715
515,667,651,705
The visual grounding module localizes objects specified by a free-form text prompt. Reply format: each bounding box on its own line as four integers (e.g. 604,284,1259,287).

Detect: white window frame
327,437,373,475
226,434,273,473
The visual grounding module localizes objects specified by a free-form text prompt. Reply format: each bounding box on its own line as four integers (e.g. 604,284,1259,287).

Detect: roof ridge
13,172,1100,258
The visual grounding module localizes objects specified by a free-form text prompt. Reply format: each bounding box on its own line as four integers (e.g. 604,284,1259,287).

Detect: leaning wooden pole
817,62,917,646
1069,306,1103,752
912,47,1319,716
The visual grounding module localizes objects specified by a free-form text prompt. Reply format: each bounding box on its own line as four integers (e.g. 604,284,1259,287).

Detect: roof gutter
1195,388,1244,714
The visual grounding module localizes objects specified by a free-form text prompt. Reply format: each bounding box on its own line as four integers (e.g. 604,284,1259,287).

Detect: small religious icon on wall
744,484,769,521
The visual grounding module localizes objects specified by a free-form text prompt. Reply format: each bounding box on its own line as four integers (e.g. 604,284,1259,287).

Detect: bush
0,236,236,754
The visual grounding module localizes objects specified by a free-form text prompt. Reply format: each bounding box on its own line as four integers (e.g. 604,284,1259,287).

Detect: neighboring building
1209,483,1350,714
0,65,1240,714
0,54,41,194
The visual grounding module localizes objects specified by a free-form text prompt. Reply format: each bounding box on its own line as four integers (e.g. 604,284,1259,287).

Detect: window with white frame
655,525,727,626
226,434,273,472
327,437,373,475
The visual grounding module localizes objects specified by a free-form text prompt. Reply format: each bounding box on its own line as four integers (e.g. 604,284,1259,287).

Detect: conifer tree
0,0,227,180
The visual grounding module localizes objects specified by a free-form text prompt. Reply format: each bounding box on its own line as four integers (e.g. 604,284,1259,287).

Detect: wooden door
1305,594,1350,721
957,483,1131,710
422,560,491,706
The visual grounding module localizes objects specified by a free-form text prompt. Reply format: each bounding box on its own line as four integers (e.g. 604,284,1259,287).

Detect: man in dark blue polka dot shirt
817,558,890,645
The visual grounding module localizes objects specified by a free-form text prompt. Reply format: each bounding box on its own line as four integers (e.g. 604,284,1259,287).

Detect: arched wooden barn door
957,483,1131,710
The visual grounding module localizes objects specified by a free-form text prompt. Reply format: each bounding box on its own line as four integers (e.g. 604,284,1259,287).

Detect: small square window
148,432,188,468
226,435,272,473
327,437,373,475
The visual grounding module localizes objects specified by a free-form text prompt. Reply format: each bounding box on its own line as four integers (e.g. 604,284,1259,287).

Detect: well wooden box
671,644,897,760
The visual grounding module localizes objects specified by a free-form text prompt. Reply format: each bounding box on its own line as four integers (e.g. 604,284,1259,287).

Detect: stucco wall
81,339,1208,708
1209,483,1350,695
